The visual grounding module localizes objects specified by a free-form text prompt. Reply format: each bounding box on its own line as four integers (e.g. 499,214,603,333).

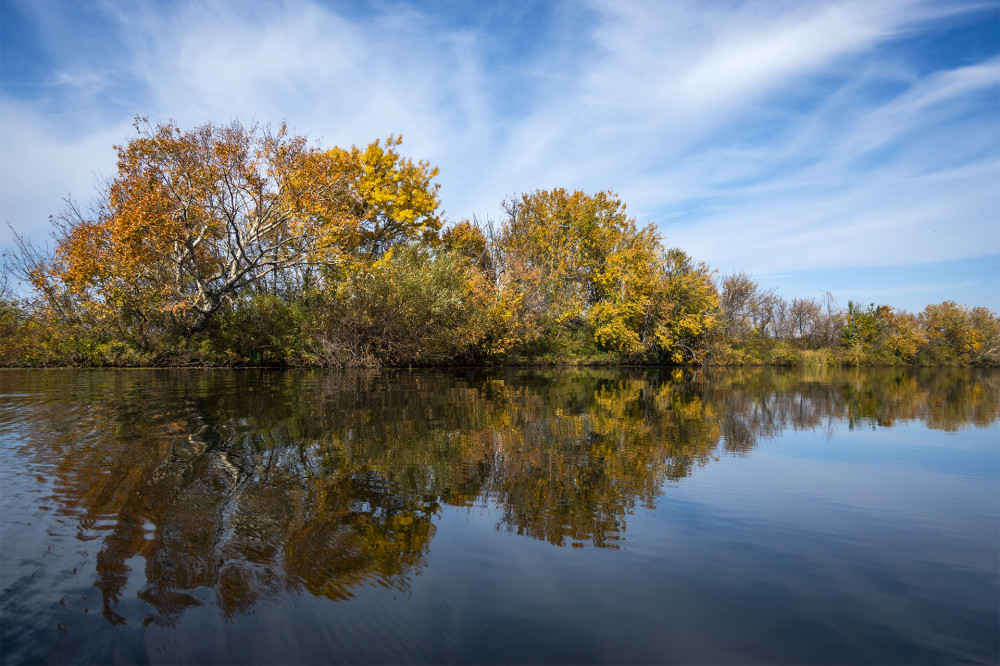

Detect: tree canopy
27,119,441,337
3,118,997,368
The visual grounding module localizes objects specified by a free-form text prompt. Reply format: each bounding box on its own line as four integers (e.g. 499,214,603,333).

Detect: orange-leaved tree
29,121,444,340
34,118,353,334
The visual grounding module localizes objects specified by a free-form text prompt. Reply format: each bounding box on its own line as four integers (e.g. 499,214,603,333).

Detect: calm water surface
1,367,997,664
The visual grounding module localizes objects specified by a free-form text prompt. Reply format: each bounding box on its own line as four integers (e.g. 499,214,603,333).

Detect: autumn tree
642,248,719,363
718,270,781,341
920,301,1000,366
442,219,525,357
841,301,926,365
442,219,492,275
482,189,721,362
490,190,697,360
591,245,718,362
498,189,630,334
322,135,442,267
587,227,665,357
27,120,442,340
29,119,352,334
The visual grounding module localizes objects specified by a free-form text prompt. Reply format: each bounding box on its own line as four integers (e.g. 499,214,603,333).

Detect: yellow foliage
32,122,443,337
482,189,719,362
323,135,442,265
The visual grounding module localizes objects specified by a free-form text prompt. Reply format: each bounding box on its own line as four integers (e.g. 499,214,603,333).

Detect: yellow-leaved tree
645,248,719,363
322,135,442,268
27,121,442,339
494,189,718,362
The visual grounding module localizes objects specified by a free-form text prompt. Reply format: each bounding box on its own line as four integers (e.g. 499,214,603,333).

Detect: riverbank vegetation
2,119,998,368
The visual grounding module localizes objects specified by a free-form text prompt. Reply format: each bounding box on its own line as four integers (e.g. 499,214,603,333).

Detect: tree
787,297,821,345
842,302,924,365
489,189,718,362
640,248,718,363
968,307,1000,366
496,189,652,353
442,219,492,275
843,301,884,350
588,226,664,357
442,218,525,357
499,188,631,331
815,291,843,348
920,301,1000,366
323,135,442,266
34,119,352,334
28,121,443,337
718,270,780,340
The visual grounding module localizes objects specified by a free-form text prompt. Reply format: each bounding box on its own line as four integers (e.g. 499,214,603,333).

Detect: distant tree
787,297,821,345
814,291,843,348
920,301,1000,366
842,301,925,365
640,248,718,363
718,270,757,341
718,270,780,340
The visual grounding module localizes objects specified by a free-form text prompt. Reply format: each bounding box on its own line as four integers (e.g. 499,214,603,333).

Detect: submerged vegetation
2,119,998,368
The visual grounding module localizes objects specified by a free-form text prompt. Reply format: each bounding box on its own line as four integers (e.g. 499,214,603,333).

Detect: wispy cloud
1,0,997,309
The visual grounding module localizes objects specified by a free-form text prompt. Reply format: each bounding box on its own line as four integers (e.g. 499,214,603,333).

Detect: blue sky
1,0,998,312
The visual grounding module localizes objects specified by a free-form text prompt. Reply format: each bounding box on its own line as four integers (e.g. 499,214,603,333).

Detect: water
1,367,997,664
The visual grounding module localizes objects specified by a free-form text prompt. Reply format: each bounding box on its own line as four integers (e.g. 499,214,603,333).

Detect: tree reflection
8,366,997,626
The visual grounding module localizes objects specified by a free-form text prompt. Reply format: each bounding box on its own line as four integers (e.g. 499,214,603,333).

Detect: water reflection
4,366,998,629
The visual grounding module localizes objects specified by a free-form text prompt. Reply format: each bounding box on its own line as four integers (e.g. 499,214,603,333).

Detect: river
1,367,997,664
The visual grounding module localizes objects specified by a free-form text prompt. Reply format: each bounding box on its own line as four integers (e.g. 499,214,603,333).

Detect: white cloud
1,0,997,307
0,103,127,245
662,156,1000,273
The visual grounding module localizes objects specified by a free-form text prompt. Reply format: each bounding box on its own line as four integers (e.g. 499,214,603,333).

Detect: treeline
1,119,997,367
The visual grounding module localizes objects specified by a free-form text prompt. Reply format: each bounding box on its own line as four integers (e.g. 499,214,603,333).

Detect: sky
1,0,998,312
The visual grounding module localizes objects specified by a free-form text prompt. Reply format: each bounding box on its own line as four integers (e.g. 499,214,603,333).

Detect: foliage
0,296,31,366
492,189,718,363
3,118,997,369
497,188,627,341
322,135,442,267
919,301,1000,366
37,120,351,335
207,292,312,366
22,120,442,342
311,243,490,367
639,248,718,363
838,301,926,366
